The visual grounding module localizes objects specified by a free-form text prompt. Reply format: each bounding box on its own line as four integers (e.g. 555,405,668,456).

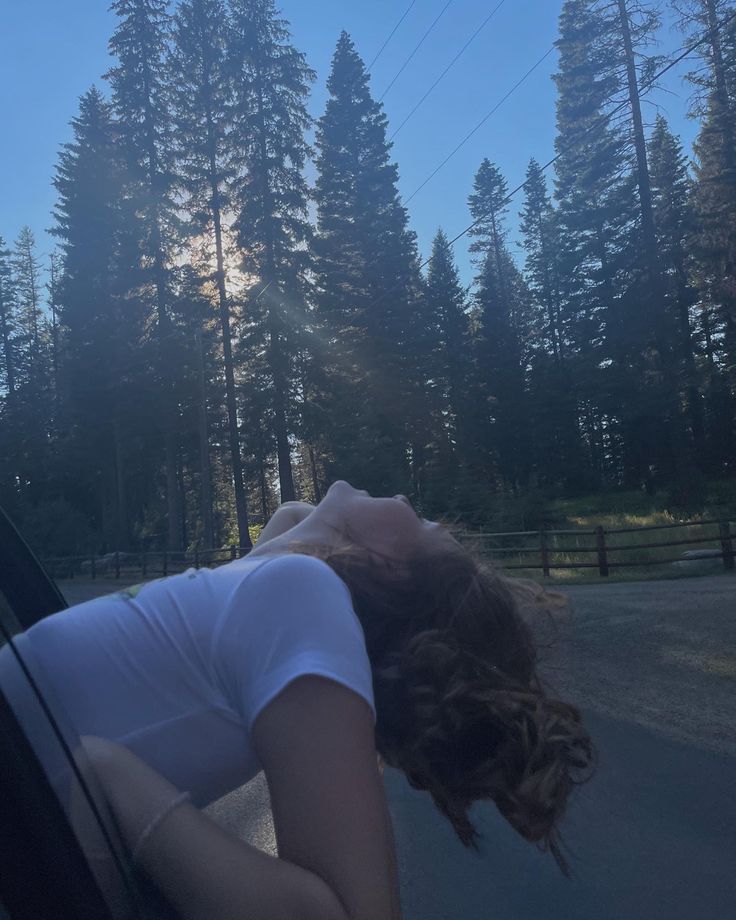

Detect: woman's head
251,480,462,563
277,513,595,876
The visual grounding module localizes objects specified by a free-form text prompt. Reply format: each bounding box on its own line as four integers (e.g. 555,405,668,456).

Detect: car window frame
0,505,180,919
0,507,67,629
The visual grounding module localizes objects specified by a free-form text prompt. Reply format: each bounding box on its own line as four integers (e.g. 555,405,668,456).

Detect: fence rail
43,518,736,581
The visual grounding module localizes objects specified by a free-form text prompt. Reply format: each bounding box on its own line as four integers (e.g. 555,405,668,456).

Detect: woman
5,480,594,920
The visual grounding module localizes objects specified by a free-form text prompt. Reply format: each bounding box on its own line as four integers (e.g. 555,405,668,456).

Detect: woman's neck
248,516,347,559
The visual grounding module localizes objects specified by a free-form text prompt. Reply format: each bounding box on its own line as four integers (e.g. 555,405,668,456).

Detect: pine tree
12,227,45,379
648,115,706,454
675,0,736,467
424,229,473,508
52,87,148,550
168,264,219,549
553,0,642,488
468,158,510,275
519,158,584,487
672,0,736,116
228,0,315,505
519,158,563,361
106,0,184,549
426,230,471,453
691,97,736,467
8,227,55,512
0,236,18,512
467,159,532,493
169,0,252,548
311,32,421,496
0,237,16,398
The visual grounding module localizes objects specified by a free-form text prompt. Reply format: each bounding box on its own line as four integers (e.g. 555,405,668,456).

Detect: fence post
114,551,120,580
231,544,237,561
540,525,550,578
142,552,147,577
596,526,609,577
163,550,168,577
719,521,734,571
90,556,96,580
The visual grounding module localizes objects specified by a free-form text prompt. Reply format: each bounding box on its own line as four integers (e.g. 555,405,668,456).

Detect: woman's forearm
87,739,348,920
135,800,349,920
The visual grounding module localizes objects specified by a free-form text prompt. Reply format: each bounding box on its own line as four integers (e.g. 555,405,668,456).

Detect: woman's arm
80,737,348,920
253,502,315,549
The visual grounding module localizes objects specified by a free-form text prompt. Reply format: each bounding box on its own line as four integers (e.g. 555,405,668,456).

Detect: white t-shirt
1,553,376,807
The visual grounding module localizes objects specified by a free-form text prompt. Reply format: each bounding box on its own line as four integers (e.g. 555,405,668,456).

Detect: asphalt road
60,574,736,919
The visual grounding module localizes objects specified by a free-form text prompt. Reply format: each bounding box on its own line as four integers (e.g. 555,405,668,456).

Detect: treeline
1,0,735,556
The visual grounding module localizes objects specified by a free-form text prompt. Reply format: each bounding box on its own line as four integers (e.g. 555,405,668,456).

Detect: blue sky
1,0,700,289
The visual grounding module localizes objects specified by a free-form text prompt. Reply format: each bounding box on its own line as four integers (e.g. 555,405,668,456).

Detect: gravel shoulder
533,573,736,757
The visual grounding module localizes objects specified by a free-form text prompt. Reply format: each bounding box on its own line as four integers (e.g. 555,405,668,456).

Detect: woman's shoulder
236,552,339,578
234,551,346,592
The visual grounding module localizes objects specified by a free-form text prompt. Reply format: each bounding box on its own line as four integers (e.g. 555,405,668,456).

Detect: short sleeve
212,554,377,734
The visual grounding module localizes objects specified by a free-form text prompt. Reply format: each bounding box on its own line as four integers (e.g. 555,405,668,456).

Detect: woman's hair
278,536,595,876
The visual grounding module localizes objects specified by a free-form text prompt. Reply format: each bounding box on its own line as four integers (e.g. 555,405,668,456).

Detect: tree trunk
195,324,215,549
204,75,252,549
307,441,322,502
138,45,183,552
259,456,269,522
673,250,706,450
254,61,295,504
112,416,129,552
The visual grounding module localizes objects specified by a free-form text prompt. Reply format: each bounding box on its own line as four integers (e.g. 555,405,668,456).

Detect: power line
367,1,418,71
404,44,556,204
390,0,509,142
379,0,454,102
441,6,736,264
359,5,736,315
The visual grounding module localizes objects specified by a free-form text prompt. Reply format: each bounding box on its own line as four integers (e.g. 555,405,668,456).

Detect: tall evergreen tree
674,2,736,466
648,115,706,454
311,31,421,496
691,97,736,466
468,158,510,275
8,227,55,512
52,87,148,551
519,158,564,361
169,0,252,548
553,0,641,487
672,0,736,116
424,229,474,509
594,0,687,482
12,227,45,377
0,237,16,398
519,159,583,488
0,236,18,513
467,159,532,493
106,0,184,549
228,0,315,505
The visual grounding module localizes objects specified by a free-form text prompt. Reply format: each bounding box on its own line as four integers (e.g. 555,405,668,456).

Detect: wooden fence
42,518,736,581
459,517,735,577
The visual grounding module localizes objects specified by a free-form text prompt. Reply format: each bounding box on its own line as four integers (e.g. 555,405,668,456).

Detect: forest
1,0,735,556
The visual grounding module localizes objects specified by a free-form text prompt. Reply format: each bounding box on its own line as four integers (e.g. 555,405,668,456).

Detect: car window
0,590,22,641
0,620,176,920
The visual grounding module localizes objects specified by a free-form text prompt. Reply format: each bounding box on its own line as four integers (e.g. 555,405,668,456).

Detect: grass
456,482,736,584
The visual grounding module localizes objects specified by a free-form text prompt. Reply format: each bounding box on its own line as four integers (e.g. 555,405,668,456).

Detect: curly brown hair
278,537,595,876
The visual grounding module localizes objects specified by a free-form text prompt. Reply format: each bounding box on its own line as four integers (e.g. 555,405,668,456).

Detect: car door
0,506,177,920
